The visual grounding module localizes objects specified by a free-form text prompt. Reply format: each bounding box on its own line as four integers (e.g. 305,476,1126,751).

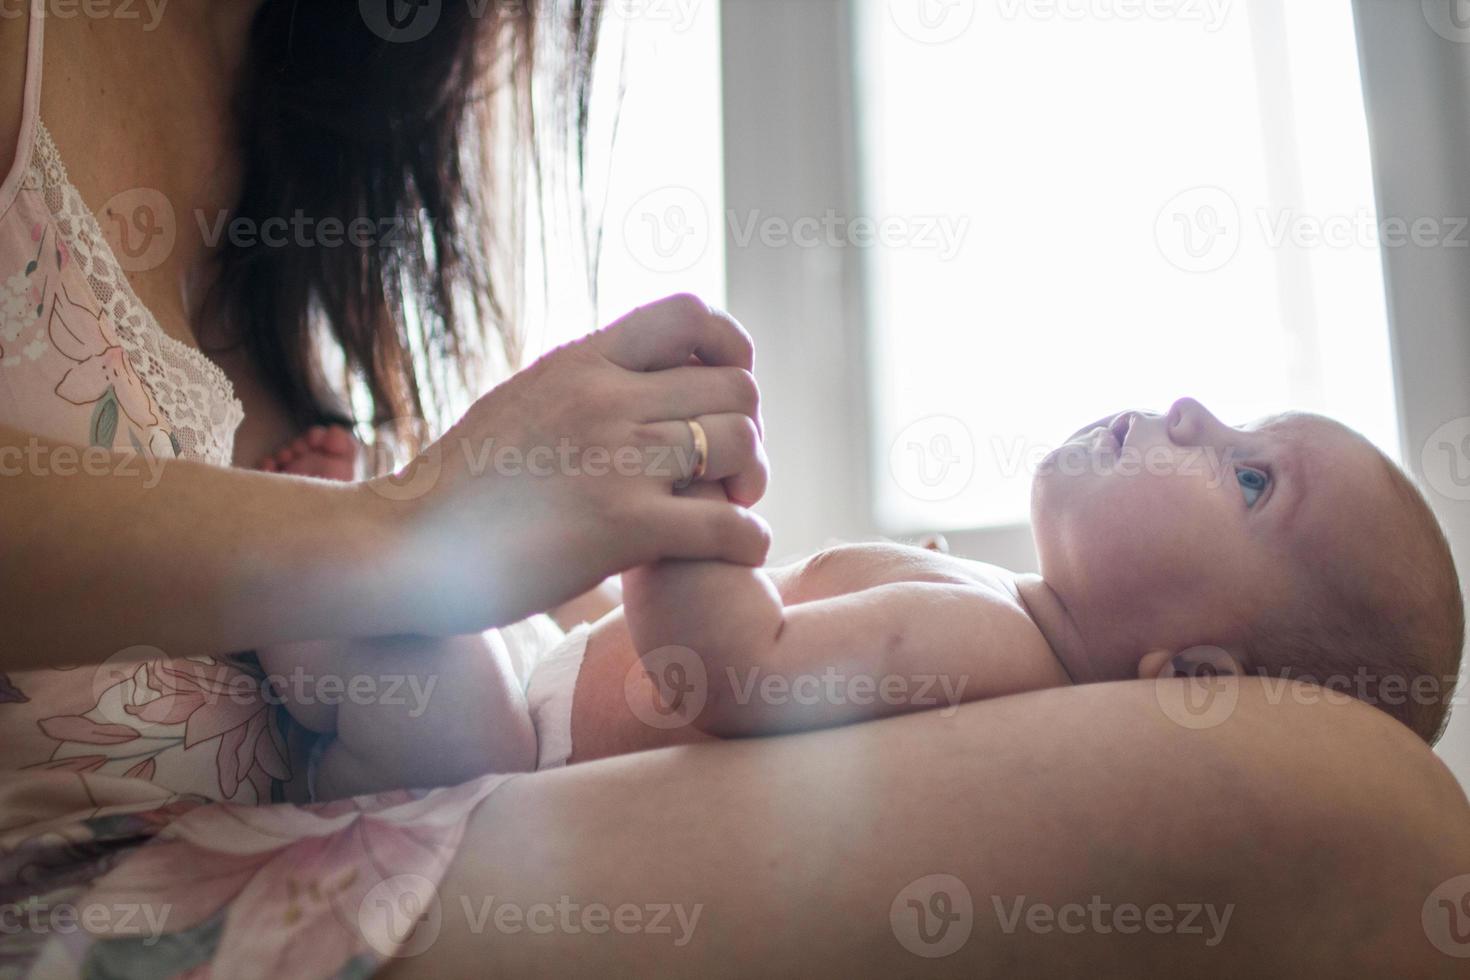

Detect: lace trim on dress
21,121,244,466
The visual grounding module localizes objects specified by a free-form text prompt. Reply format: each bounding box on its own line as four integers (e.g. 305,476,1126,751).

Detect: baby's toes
312,425,360,460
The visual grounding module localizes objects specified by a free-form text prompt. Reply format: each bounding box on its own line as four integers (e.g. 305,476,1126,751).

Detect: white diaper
525,623,592,770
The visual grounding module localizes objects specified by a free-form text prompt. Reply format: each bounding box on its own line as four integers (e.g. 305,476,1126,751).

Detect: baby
257,397,1465,797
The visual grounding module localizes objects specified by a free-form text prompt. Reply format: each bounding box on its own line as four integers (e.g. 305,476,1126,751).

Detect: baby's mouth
1068,412,1118,444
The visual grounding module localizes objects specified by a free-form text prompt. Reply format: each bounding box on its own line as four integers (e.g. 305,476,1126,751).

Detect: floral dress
0,6,522,977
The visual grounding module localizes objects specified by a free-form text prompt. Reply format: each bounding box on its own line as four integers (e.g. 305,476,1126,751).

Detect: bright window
858,1,1399,532
524,1,726,356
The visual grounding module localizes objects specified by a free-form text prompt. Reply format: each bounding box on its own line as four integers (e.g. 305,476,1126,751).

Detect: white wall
1354,0,1470,789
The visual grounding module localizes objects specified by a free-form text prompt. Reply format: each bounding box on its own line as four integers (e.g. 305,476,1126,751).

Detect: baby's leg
308,632,537,799
255,425,536,797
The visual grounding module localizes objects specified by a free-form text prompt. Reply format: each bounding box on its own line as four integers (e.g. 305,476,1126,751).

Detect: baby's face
1030,398,1398,677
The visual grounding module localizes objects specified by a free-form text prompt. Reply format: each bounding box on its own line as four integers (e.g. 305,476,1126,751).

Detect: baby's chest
775,542,999,604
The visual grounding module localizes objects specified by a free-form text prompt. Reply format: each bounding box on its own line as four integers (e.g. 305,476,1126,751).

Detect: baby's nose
1167,397,1205,428
1166,397,1214,443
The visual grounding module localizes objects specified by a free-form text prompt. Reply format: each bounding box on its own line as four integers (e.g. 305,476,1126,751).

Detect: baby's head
1031,397,1464,743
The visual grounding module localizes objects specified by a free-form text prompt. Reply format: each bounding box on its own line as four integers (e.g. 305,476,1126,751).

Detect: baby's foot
259,425,361,482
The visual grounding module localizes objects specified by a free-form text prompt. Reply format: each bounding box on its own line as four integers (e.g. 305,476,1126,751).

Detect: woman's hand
369,294,773,636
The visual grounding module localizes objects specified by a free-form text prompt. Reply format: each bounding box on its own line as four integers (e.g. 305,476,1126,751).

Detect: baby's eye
1236,466,1268,507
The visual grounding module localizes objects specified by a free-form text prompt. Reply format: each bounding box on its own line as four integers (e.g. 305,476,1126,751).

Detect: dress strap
0,0,46,213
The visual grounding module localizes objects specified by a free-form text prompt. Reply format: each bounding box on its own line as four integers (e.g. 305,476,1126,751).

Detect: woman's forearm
0,423,412,669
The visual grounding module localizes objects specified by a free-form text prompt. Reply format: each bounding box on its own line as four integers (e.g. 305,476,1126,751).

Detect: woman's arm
0,423,402,669
0,295,772,671
394,679,1470,977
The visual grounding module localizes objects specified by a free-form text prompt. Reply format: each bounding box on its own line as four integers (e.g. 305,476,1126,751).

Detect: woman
0,2,1465,976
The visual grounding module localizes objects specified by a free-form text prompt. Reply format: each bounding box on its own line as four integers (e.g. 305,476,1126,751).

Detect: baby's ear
1137,645,1246,680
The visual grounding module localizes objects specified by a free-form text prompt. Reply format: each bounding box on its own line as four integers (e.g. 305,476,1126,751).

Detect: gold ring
676,418,709,489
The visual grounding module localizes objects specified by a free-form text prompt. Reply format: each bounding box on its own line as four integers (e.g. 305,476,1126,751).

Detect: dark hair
203,0,603,441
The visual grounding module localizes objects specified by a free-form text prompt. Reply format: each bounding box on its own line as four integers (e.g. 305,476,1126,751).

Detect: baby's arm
622,558,1067,738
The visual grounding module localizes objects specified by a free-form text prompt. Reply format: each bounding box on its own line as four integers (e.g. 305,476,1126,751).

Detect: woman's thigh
383,679,1470,977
